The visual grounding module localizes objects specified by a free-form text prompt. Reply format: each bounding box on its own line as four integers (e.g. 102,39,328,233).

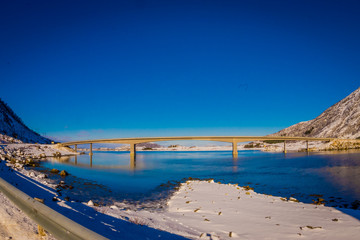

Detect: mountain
271,87,360,139
0,98,52,143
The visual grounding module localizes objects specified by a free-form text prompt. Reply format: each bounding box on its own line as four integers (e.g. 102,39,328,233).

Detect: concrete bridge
60,136,338,167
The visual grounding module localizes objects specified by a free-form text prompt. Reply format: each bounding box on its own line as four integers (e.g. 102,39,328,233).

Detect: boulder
60,170,69,176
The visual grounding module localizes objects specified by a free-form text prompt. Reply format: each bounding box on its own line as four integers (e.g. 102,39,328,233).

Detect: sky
1,0,360,144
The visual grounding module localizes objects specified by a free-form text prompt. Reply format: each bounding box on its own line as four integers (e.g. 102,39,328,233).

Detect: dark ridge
0,97,52,143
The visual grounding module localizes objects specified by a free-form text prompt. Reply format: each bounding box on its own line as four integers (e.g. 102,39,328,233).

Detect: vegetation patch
263,140,284,144
244,143,261,148
304,127,314,135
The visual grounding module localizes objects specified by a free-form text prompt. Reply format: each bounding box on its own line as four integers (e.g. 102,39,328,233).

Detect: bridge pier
232,142,238,157
89,143,93,156
74,144,77,152
130,144,136,169
306,140,309,152
283,140,287,153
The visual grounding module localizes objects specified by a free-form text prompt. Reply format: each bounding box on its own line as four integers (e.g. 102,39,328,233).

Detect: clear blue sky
1,0,359,143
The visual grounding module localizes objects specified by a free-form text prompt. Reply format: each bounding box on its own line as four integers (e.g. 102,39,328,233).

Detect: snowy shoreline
1,144,360,239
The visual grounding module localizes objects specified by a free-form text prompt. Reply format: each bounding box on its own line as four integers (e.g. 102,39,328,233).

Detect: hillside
0,98,51,144
271,87,360,139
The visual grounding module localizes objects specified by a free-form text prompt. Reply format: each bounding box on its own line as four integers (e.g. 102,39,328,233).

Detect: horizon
2,1,360,144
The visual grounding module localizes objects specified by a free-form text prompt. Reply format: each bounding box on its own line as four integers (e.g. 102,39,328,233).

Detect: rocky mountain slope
0,98,51,144
271,87,360,139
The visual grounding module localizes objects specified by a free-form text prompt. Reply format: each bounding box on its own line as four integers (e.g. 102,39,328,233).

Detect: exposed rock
37,173,47,179
34,198,44,204
52,152,61,157
29,172,36,178
271,87,360,139
59,170,68,176
50,169,59,174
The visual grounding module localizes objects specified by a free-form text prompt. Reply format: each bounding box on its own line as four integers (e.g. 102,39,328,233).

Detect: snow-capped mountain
0,98,52,143
271,87,360,139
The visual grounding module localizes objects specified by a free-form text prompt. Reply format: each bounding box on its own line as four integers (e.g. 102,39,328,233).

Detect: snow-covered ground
0,191,52,240
101,180,360,239
1,144,360,239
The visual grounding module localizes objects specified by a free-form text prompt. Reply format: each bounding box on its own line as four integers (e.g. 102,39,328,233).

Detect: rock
38,173,47,179
312,198,326,205
34,197,44,204
351,200,360,209
53,152,62,157
64,197,70,201
50,169,59,174
289,197,299,203
243,185,254,191
29,171,36,178
60,170,69,176
15,163,24,169
87,200,94,206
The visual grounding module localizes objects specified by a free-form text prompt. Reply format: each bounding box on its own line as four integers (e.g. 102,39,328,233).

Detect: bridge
59,136,340,167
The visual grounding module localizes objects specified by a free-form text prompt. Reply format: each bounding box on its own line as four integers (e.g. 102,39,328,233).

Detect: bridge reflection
48,155,137,170
49,152,242,172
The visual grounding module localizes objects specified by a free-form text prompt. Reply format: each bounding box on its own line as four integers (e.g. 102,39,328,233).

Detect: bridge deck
60,136,337,146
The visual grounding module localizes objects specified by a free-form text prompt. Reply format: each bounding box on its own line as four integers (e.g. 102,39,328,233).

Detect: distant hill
271,87,360,139
0,98,52,143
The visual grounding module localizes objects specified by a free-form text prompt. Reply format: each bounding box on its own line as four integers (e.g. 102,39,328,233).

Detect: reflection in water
232,158,238,173
322,166,360,198
130,154,136,170
50,152,145,170
40,150,360,206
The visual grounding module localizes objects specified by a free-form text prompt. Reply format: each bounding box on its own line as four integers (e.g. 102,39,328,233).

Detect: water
39,150,360,208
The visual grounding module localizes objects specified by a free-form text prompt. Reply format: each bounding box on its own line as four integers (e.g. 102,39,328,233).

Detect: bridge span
59,136,338,167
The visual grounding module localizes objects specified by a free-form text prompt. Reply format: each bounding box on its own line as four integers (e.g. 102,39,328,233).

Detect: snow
0,191,54,240
1,144,360,239
100,180,360,239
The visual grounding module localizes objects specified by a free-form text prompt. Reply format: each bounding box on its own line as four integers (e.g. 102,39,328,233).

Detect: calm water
39,150,360,207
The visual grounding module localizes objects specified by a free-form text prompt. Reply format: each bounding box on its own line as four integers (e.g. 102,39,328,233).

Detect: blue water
39,150,360,207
